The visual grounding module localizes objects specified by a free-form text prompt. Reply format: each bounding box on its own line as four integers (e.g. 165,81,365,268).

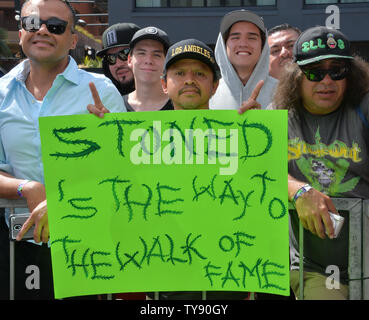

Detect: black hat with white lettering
130,26,170,52
163,39,221,81
97,23,140,57
293,26,353,66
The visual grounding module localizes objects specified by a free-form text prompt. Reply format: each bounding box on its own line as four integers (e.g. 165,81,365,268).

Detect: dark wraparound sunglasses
21,16,68,35
301,65,349,82
106,48,130,65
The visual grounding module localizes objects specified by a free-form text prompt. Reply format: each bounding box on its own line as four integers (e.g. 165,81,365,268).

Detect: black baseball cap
97,23,140,57
130,26,170,52
163,39,221,81
220,10,266,41
294,26,354,66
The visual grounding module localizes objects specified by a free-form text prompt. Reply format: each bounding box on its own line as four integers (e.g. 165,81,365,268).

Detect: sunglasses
106,48,130,65
21,16,68,35
301,65,349,82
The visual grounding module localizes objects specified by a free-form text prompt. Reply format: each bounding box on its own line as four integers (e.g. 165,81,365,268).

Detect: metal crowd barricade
0,198,28,300
0,198,116,301
363,200,369,300
291,197,368,300
8,197,369,300
0,198,210,301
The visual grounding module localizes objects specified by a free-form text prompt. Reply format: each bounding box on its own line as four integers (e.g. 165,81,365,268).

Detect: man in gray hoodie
210,10,278,110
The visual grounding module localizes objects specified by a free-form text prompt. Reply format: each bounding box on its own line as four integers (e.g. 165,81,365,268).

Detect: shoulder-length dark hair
272,55,369,111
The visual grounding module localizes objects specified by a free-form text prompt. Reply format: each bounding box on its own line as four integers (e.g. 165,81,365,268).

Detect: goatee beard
119,79,135,95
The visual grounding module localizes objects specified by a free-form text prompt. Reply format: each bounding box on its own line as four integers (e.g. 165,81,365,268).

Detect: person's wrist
17,180,31,197
20,180,45,199
292,184,312,206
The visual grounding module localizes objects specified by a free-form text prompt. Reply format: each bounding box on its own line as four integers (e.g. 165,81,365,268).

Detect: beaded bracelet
292,184,312,205
17,180,31,197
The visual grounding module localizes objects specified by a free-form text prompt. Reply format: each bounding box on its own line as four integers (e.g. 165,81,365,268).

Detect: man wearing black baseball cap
97,23,140,95
161,39,221,111
272,26,369,300
210,9,278,111
123,26,173,112
88,26,173,115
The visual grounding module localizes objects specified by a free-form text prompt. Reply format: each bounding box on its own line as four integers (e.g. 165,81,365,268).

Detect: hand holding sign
39,109,289,299
238,80,264,115
87,82,111,118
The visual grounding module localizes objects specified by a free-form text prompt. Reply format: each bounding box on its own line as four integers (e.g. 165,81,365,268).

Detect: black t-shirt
123,95,174,112
288,94,369,283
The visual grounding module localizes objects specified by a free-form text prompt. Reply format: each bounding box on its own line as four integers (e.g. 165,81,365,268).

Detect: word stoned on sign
49,115,272,176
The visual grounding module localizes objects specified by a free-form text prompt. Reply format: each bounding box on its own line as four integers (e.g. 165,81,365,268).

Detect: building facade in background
0,0,108,71
1,0,368,73
109,0,369,60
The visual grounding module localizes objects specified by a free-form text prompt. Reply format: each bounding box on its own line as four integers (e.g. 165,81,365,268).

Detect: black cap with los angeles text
293,26,354,66
163,39,221,81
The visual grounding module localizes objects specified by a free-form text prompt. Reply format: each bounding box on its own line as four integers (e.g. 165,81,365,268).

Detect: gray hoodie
209,32,278,110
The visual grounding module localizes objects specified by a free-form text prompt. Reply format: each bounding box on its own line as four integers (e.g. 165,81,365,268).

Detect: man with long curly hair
273,26,369,300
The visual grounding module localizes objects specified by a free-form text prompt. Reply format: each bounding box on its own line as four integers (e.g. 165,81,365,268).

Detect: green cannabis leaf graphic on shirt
296,157,359,196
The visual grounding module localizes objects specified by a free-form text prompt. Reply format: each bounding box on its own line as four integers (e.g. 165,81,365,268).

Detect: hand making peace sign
238,80,264,115
87,82,111,118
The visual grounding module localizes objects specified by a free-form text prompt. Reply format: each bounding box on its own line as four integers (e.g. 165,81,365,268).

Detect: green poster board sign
39,109,289,299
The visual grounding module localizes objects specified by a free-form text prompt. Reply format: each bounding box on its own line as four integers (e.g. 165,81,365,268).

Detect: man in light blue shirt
0,0,126,299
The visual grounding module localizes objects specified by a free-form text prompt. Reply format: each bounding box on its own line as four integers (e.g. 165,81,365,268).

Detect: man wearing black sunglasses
0,0,125,300
97,23,140,96
272,26,369,299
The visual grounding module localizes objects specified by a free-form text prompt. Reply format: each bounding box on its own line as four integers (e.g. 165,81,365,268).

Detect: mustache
178,85,201,95
115,66,130,72
279,57,293,65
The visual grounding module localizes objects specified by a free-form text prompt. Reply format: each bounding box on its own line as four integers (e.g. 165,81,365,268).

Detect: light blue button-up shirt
0,57,126,225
